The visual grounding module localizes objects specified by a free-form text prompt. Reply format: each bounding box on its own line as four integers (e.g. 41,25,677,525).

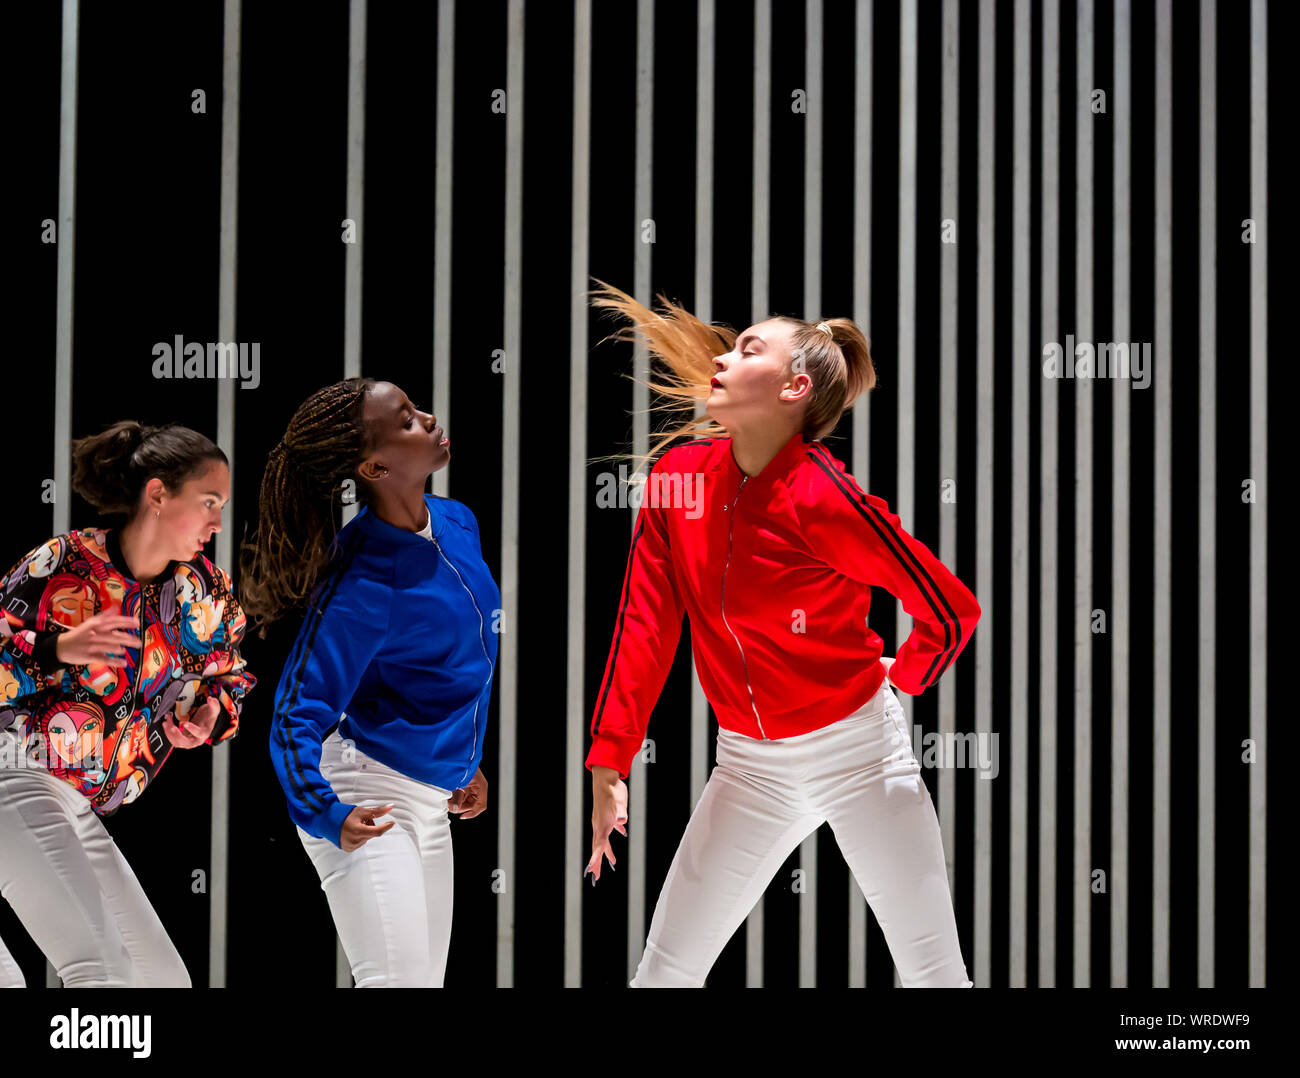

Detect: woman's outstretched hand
449,768,488,819
587,765,628,885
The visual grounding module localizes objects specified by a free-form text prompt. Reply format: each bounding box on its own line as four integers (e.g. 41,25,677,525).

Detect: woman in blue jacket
240,377,499,988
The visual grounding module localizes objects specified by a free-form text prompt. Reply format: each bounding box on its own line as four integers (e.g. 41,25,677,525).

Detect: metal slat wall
18,0,1273,990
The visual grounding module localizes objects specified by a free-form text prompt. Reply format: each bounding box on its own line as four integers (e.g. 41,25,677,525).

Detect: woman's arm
189,566,257,745
803,451,981,695
0,540,73,705
268,540,392,848
586,455,686,780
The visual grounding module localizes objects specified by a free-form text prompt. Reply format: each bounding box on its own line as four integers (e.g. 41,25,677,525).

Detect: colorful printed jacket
0,526,256,814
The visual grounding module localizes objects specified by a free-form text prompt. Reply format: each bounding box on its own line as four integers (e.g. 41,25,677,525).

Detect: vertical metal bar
1038,0,1060,989
210,0,242,989
48,0,80,991
565,0,591,988
432,0,455,499
974,0,994,991
746,0,771,988
1010,0,1030,989
337,0,368,986
937,0,959,983
1152,0,1172,989
1197,0,1217,989
799,0,824,990
627,0,654,985
1247,0,1267,990
894,0,919,990
690,0,715,815
1111,0,1132,988
498,0,524,988
343,0,366,382
1073,0,1094,989
848,0,873,988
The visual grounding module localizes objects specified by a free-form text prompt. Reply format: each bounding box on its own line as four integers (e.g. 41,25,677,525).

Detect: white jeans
0,732,190,987
296,728,455,987
631,682,973,987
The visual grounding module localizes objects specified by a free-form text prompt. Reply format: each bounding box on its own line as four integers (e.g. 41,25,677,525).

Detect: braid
238,377,376,636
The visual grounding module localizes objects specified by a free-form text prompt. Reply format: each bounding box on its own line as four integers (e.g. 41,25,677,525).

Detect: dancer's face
707,319,811,431
358,381,449,488
151,461,228,564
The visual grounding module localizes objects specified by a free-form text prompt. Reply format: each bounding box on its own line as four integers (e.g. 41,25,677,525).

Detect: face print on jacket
46,701,105,768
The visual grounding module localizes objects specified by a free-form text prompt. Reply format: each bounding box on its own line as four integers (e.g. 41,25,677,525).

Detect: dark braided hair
238,377,377,636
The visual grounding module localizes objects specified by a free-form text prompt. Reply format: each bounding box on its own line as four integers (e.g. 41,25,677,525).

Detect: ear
780,372,813,402
355,458,388,482
143,477,167,513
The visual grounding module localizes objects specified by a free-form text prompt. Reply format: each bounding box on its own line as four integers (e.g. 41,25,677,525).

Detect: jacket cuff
885,660,923,696
315,799,357,850
585,735,639,781
32,631,63,678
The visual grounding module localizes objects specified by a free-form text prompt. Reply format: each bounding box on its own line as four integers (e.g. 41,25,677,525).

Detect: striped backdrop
4,0,1274,988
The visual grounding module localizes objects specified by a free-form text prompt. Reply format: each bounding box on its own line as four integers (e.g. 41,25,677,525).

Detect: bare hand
448,768,488,820
340,803,396,853
55,612,141,668
586,766,628,884
162,697,221,749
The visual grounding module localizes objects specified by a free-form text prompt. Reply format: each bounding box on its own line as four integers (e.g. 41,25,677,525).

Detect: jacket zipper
431,534,494,786
93,585,147,797
720,475,768,740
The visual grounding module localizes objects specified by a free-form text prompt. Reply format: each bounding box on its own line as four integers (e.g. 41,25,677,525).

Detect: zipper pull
725,476,747,512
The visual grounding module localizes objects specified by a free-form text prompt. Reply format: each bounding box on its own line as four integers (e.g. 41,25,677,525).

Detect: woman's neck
117,517,172,582
727,423,800,479
369,486,430,532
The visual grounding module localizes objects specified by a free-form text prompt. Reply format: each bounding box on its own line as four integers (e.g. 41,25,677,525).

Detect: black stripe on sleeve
592,514,647,738
807,448,961,688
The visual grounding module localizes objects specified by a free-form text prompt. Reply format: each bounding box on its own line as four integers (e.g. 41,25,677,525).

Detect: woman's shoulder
429,494,480,535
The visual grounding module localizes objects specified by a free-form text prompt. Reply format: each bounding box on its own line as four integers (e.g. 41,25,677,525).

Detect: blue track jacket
269,494,500,849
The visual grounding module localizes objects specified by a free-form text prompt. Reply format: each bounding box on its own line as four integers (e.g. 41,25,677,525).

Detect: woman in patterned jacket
0,421,256,988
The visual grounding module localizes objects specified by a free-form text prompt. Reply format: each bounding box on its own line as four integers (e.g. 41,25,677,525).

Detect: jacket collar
103,526,179,586
353,494,444,545
709,430,813,486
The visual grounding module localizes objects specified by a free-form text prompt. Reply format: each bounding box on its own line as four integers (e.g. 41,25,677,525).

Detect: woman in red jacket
584,283,980,988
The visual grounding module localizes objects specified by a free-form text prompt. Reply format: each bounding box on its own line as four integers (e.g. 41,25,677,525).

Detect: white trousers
296,728,455,987
631,682,973,987
0,732,190,987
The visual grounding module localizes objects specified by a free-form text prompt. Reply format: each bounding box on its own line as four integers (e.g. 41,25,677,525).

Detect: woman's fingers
161,717,202,748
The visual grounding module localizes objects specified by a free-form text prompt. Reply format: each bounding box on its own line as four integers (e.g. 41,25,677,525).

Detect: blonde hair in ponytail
774,315,876,439
586,279,875,475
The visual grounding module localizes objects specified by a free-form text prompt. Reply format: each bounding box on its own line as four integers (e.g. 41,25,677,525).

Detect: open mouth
434,425,449,448
710,378,723,389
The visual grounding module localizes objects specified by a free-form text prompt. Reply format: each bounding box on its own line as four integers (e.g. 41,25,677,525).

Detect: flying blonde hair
586,277,876,476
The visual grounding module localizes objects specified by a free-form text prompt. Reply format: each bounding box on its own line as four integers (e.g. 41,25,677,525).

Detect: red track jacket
586,431,981,779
